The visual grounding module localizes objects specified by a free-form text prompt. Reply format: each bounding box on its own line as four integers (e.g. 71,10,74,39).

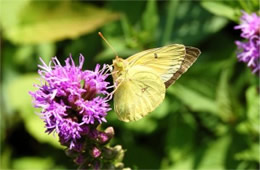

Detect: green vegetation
1,0,259,169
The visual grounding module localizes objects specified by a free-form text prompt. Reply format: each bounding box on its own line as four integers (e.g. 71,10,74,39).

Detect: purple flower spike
29,55,111,150
234,11,260,74
234,11,260,39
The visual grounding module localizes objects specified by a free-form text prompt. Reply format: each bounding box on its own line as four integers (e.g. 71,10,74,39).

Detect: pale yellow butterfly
99,33,201,122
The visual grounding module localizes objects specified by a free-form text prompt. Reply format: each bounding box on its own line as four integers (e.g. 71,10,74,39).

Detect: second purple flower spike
235,11,260,74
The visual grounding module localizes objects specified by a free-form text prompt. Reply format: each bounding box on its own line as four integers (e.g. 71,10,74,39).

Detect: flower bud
74,154,85,165
98,132,110,144
104,126,115,138
97,127,115,144
102,145,125,161
91,147,101,158
113,145,125,162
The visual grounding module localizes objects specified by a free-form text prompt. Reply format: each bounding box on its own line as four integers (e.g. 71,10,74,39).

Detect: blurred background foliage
0,0,259,169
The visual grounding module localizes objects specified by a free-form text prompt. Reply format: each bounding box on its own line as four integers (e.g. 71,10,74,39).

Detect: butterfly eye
115,61,124,68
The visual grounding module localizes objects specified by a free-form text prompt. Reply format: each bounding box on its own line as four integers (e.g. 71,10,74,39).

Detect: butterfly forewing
126,44,186,83
114,66,165,122
165,46,201,88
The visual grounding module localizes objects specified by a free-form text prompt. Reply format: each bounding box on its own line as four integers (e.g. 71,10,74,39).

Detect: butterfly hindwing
114,66,165,122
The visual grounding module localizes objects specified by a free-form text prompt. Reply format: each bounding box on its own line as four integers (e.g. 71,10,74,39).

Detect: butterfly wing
126,44,201,87
165,46,201,87
112,44,201,122
126,44,186,83
114,66,165,122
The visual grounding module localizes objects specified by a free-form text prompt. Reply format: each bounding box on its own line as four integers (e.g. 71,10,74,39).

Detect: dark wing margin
165,46,201,88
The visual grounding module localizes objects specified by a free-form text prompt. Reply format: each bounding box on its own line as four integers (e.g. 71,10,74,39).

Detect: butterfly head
112,57,127,80
113,57,126,71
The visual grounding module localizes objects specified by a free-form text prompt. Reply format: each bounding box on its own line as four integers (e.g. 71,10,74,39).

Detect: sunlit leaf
150,97,170,119
216,70,234,122
1,1,120,44
7,74,38,112
245,86,260,134
201,1,240,21
36,42,56,62
7,74,63,148
164,154,193,170
0,0,31,28
124,117,157,134
168,84,218,114
198,135,231,170
25,111,64,149
235,143,260,162
12,157,55,170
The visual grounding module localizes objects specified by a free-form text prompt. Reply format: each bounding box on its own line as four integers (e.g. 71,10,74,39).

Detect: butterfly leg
104,77,124,101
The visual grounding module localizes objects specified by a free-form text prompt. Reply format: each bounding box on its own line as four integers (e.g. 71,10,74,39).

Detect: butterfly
110,44,201,122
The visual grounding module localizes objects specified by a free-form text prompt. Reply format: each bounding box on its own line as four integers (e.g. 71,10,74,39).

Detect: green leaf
201,1,239,21
12,157,55,170
168,84,218,114
165,1,228,45
95,37,137,61
7,74,38,112
162,0,179,45
0,147,11,169
7,74,63,148
245,86,260,134
36,42,56,62
151,97,170,119
141,0,159,43
162,112,196,169
235,143,260,162
124,117,157,134
14,45,34,65
2,1,120,44
0,0,31,28
25,112,64,149
13,43,55,70
216,70,234,122
165,114,195,161
162,154,194,170
198,135,231,170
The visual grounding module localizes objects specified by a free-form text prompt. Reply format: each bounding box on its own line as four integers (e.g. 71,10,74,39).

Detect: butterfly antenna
98,32,119,59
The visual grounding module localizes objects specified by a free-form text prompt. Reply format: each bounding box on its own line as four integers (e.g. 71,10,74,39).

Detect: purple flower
29,55,111,150
91,147,101,158
236,35,260,73
234,11,260,74
234,11,260,38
